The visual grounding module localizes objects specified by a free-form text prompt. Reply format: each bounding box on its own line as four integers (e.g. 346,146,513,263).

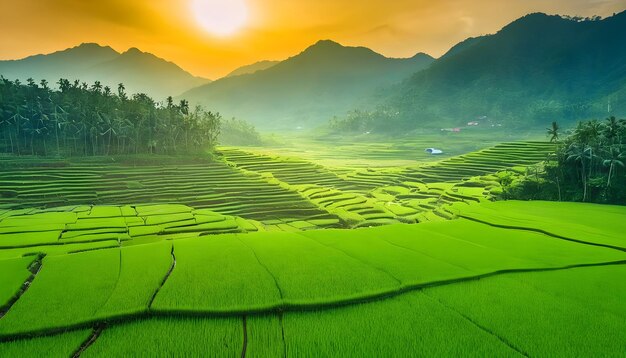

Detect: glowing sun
191,0,248,36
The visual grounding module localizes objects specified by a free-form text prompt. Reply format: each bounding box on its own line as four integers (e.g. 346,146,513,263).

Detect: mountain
226,60,280,78
0,43,210,99
0,43,118,82
379,11,626,131
181,40,434,129
438,36,487,60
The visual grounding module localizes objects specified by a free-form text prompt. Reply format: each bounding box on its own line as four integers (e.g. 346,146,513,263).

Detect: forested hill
0,43,210,99
181,40,434,130
333,11,626,134
0,78,220,157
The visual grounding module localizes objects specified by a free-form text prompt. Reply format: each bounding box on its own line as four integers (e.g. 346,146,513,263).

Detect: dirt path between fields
148,244,176,309
241,316,248,358
0,254,45,319
71,323,105,357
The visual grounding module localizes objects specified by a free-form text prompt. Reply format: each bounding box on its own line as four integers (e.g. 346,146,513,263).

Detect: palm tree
567,143,592,201
117,83,127,101
603,146,625,187
91,81,103,95
547,121,560,142
603,116,624,146
0,77,222,157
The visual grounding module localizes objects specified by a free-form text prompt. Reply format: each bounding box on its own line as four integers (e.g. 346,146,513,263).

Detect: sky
1,0,625,79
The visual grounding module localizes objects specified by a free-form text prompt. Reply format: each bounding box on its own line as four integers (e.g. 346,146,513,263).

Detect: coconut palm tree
567,143,592,201
604,116,624,146
547,121,560,142
603,146,625,187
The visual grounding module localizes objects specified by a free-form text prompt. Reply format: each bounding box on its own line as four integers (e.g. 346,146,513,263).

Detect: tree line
507,117,626,204
0,77,221,156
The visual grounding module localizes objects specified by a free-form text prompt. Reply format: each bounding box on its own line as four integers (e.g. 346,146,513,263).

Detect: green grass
453,200,626,249
1,216,621,335
82,317,242,357
510,264,626,319
3,265,623,356
151,235,282,312
0,141,624,356
0,329,91,357
0,249,119,336
0,256,35,307
232,130,543,168
302,221,624,284
246,315,286,358
238,231,400,305
94,241,173,319
0,230,63,248
0,204,266,249
0,240,119,261
0,160,334,222
424,265,626,356
282,291,520,357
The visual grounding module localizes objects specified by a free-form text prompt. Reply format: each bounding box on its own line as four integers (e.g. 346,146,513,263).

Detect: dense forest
506,117,626,204
0,77,221,156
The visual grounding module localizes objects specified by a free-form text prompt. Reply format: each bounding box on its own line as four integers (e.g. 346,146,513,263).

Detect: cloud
39,0,162,31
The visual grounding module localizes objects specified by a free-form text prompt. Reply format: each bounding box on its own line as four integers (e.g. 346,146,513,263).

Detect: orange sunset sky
1,0,625,79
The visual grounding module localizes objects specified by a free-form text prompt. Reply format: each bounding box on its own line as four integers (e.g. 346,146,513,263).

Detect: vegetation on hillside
330,12,626,134
328,107,400,134
218,118,264,146
181,40,434,130
503,117,626,203
0,77,221,156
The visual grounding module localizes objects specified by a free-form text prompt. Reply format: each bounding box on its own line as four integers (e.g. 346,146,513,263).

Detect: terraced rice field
343,141,555,185
0,141,554,229
0,201,624,356
1,141,623,356
238,130,540,168
0,159,340,226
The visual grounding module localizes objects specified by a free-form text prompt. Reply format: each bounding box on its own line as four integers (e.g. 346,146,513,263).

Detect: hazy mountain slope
182,40,434,129
0,43,210,99
87,48,209,99
0,43,118,83
386,11,626,129
438,36,487,60
226,60,280,77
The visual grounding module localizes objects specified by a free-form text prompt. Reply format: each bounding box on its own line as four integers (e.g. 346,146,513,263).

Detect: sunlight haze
0,0,624,78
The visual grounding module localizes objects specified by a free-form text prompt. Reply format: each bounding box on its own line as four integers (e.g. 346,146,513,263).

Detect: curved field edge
450,200,626,250
0,260,624,341
1,201,624,340
2,264,625,357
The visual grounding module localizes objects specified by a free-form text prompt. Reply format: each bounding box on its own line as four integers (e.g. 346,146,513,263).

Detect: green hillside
181,40,434,129
334,11,626,133
226,60,279,78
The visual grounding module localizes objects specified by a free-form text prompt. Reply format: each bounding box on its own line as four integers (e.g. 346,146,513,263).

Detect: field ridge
459,214,626,252
2,259,624,342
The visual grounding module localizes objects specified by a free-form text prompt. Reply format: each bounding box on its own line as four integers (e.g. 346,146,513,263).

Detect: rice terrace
1,1,626,357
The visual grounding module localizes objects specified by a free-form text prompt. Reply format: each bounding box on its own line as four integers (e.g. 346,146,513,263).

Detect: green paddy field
0,138,624,357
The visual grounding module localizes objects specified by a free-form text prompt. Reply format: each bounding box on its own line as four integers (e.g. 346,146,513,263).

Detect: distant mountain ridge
226,60,280,78
377,11,626,131
181,40,434,129
0,43,210,99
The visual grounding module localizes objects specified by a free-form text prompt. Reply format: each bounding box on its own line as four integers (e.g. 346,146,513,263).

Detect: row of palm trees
0,77,221,156
546,117,626,202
